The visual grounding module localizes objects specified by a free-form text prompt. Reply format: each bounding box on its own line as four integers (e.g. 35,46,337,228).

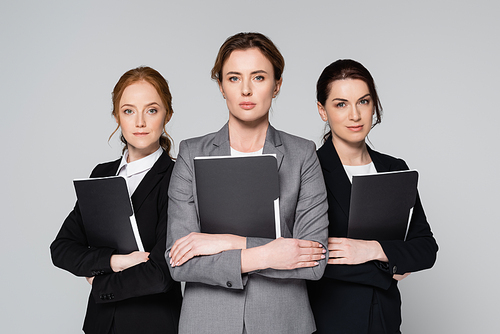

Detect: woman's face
116,80,167,162
219,48,282,126
318,79,373,147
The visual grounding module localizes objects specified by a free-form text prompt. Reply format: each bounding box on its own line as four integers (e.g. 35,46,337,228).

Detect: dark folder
347,170,418,241
73,176,144,254
194,155,280,239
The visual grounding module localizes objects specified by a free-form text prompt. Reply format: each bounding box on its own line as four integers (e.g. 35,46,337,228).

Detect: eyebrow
225,70,268,76
120,102,160,109
331,94,371,102
358,93,371,101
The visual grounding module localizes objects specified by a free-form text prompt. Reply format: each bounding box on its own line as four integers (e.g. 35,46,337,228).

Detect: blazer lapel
209,123,231,156
318,142,397,224
367,145,391,173
131,151,173,213
262,125,284,170
209,123,284,170
317,139,351,218
95,159,121,178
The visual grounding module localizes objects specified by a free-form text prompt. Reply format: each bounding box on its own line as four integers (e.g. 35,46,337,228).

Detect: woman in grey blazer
166,32,329,334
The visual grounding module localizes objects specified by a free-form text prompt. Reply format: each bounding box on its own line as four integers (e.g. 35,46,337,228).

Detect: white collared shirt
117,147,163,195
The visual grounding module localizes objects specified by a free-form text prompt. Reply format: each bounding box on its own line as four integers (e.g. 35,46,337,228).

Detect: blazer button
100,295,105,300
392,266,398,274
226,281,232,288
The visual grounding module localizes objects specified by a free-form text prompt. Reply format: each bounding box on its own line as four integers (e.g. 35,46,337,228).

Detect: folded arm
166,141,247,289
242,144,329,280
378,160,438,275
51,165,177,303
50,205,115,277
322,160,437,288
166,140,329,288
379,193,438,275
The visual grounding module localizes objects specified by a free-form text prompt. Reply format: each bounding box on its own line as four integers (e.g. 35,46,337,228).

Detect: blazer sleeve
245,143,329,280
378,159,438,275
51,163,177,303
166,140,246,290
50,166,117,278
322,261,394,290
90,175,177,303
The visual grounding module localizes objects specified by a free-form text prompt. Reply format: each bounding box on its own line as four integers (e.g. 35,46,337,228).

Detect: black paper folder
194,155,280,239
73,176,144,253
348,170,418,241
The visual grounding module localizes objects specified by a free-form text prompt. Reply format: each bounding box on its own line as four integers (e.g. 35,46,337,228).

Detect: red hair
110,66,174,157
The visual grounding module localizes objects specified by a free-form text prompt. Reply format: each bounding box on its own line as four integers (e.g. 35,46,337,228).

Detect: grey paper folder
348,170,418,241
194,155,280,239
74,176,144,253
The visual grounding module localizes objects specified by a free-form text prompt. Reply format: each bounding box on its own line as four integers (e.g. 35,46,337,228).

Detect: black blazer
307,139,438,334
51,151,181,334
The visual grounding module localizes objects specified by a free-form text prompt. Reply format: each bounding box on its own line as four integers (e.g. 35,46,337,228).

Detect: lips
347,125,363,132
133,132,149,136
239,102,256,110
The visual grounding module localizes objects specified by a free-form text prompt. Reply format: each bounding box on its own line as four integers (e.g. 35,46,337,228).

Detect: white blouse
230,147,263,156
116,147,163,195
343,162,377,183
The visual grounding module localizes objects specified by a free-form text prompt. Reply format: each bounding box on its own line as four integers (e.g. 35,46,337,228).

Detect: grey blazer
166,123,329,334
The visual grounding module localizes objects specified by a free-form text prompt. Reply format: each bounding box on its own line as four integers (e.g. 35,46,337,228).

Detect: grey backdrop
1,1,498,333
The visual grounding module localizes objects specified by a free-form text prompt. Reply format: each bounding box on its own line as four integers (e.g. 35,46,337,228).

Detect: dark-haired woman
50,67,182,334
166,32,329,334
307,59,438,334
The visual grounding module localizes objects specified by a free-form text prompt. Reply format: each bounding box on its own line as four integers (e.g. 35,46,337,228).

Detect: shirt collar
116,147,163,177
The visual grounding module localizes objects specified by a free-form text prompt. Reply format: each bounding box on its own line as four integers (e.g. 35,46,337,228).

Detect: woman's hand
393,273,411,281
327,237,388,265
110,251,150,272
241,237,325,273
169,232,246,267
264,237,326,270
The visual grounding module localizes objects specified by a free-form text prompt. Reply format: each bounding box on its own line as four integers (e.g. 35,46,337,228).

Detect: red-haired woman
51,67,181,334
